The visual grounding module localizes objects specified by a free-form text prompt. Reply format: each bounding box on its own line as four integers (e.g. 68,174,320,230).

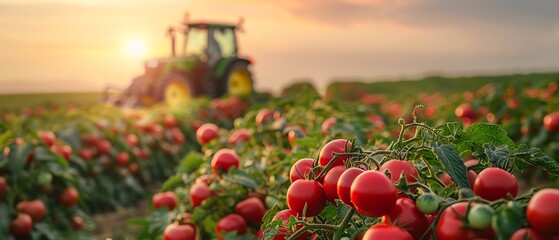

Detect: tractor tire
222,62,253,98
157,73,194,106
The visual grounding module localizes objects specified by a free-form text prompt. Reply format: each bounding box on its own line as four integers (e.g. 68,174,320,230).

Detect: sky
1,0,559,94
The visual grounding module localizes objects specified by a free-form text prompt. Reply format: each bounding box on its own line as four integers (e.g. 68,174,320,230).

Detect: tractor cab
102,17,254,107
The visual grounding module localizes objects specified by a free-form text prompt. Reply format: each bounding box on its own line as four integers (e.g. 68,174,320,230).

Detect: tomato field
1,74,559,240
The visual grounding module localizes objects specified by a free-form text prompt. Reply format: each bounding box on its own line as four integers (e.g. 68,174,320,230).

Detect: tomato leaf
513,144,559,175
223,168,258,190
492,202,524,240
483,144,513,171
455,123,515,155
161,174,185,192
436,122,464,142
177,152,204,174
431,142,470,189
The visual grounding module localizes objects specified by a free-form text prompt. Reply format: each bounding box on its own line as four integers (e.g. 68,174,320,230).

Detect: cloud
271,0,559,30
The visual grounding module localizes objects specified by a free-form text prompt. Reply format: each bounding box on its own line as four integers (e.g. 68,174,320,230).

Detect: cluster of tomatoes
264,134,559,240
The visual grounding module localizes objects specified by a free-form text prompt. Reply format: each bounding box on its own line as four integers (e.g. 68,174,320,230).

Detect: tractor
102,16,254,107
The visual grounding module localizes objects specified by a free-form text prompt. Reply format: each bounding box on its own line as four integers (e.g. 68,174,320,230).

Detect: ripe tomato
164,223,196,240
229,128,251,145
38,131,56,147
0,176,7,198
435,202,494,240
287,179,326,217
350,170,398,217
337,167,365,207
125,134,139,147
379,159,419,186
211,149,240,174
286,126,306,147
323,165,346,204
271,209,310,240
10,213,33,237
235,197,266,225
438,170,477,189
190,182,214,207
116,152,130,166
318,139,352,167
52,145,72,160
58,187,79,208
170,128,185,144
255,109,274,125
152,191,178,211
509,228,543,240
289,158,318,183
216,214,247,240
455,103,477,120
164,116,177,128
71,216,84,230
362,224,413,240
196,123,219,145
321,117,336,135
78,148,92,162
96,139,112,156
17,199,46,222
473,167,518,201
527,188,559,237
381,198,430,239
543,112,559,132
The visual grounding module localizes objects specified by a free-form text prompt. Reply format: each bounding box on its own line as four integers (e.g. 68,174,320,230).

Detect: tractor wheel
224,63,253,97
158,73,193,106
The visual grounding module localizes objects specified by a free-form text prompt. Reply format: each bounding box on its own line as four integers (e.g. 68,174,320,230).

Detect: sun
126,38,147,58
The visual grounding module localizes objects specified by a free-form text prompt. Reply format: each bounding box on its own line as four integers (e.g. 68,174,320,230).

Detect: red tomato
190,182,214,207
164,224,196,240
128,163,140,174
351,170,398,217
455,103,477,120
473,167,518,201
58,187,79,208
438,170,477,189
196,123,219,145
170,128,185,144
255,109,274,125
71,216,84,230
271,209,310,240
337,168,365,207
379,159,419,186
96,139,112,156
164,116,177,128
527,188,559,237
321,117,336,135
211,149,240,174
10,213,33,237
381,198,430,239
229,128,251,145
436,202,494,240
287,179,326,217
318,139,352,167
362,224,413,240
52,145,72,160
0,176,7,198
323,165,346,204
235,197,266,225
543,112,559,132
289,158,318,183
78,148,92,161
510,228,542,240
125,134,139,147
38,131,56,147
152,191,178,211
17,199,46,222
216,214,247,240
116,152,129,166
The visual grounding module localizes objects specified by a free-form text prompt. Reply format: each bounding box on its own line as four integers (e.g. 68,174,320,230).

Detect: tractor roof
185,22,237,29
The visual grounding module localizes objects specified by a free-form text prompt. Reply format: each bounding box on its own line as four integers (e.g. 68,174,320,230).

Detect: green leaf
223,168,258,190
161,174,185,192
431,142,470,189
294,138,318,148
514,146,559,175
177,152,204,174
455,123,515,155
483,144,512,171
436,122,464,141
492,202,525,240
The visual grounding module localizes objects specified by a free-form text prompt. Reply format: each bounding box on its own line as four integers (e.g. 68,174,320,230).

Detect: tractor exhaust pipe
167,27,176,57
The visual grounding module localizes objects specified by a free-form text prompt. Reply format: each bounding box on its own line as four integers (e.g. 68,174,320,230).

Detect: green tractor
103,17,254,107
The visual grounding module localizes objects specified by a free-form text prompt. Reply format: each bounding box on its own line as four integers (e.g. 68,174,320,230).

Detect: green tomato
416,193,441,214
37,172,53,186
467,204,494,230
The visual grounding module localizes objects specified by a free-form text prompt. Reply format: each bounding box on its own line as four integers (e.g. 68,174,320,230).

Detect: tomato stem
333,207,356,239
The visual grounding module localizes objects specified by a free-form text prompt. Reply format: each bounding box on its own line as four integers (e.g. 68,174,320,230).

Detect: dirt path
92,200,151,239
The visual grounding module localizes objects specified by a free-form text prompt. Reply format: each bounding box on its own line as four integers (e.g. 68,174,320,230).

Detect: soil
92,199,151,240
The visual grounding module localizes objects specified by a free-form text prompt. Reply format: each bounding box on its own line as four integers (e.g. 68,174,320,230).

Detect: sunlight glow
126,38,147,58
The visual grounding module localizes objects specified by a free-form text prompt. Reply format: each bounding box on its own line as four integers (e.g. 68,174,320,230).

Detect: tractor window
184,28,208,58
213,28,236,58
